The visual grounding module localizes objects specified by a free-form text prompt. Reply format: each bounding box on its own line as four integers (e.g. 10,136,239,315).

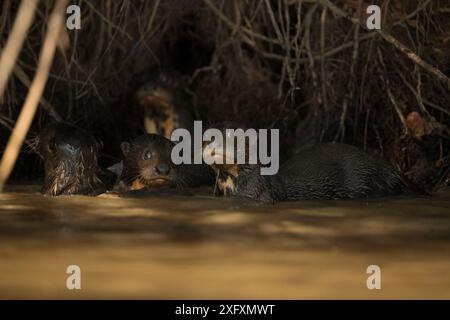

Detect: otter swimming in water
204,130,414,203
37,122,115,196
133,67,195,138
120,134,214,190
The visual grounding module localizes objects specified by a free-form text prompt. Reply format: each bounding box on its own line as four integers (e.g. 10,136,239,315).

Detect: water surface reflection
0,184,449,298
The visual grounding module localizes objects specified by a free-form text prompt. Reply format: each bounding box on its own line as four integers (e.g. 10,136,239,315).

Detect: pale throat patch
218,175,236,195
141,91,176,138
216,165,238,195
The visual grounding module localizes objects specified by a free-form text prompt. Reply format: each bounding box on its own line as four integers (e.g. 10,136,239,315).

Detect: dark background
0,0,448,190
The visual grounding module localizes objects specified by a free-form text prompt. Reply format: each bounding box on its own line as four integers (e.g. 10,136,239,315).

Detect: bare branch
0,0,69,192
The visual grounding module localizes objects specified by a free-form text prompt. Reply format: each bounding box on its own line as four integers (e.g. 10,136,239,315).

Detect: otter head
120,134,178,190
134,68,185,138
202,123,256,197
202,124,240,196
37,123,106,196
202,123,280,203
203,139,238,196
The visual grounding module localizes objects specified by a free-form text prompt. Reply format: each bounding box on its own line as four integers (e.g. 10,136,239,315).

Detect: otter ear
120,142,131,156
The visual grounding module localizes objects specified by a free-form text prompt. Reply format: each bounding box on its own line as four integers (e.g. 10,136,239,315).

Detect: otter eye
142,150,152,160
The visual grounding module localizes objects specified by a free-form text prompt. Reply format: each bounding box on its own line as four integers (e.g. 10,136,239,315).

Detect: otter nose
155,163,170,175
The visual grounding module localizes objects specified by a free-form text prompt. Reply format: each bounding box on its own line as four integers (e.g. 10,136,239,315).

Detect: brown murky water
0,184,449,299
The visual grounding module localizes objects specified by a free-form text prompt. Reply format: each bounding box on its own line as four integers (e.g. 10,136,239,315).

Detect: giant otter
133,67,195,138
204,133,415,203
37,122,115,196
120,134,214,190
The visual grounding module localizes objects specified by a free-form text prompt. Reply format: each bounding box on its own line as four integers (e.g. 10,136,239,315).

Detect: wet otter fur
120,134,214,190
37,122,115,196
134,67,195,138
208,142,415,203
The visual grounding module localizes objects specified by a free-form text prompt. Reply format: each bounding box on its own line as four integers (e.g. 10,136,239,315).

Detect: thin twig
319,0,450,90
0,0,38,100
0,0,69,192
13,64,63,121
